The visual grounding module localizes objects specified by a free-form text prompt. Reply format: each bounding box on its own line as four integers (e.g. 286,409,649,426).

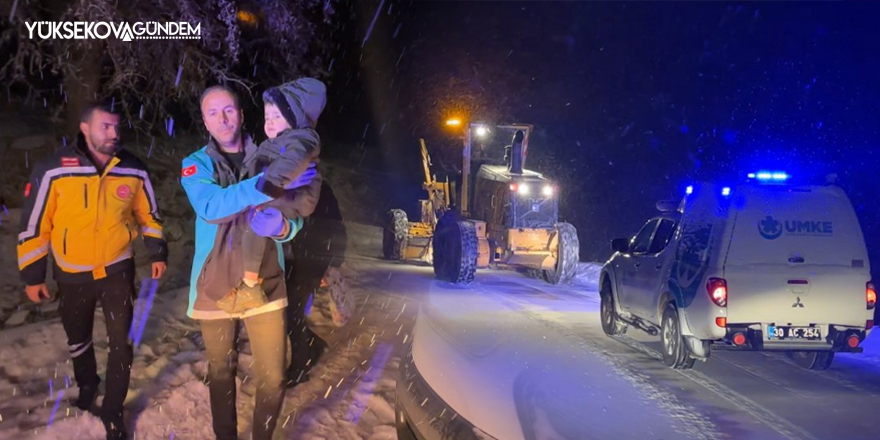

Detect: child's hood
263,78,327,129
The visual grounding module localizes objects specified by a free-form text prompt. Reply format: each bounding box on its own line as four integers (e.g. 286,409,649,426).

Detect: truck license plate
767,325,821,340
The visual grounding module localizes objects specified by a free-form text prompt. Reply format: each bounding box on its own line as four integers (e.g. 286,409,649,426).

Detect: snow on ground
838,324,880,368
3,178,879,440
0,212,412,439
413,268,715,440
0,137,415,440
571,262,602,291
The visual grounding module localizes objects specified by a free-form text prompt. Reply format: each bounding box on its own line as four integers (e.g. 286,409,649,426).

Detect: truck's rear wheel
543,222,579,285
433,213,477,284
787,351,834,370
661,303,696,370
383,209,408,260
600,281,626,336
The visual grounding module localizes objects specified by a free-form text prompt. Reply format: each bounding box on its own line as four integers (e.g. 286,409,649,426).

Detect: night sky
321,1,880,278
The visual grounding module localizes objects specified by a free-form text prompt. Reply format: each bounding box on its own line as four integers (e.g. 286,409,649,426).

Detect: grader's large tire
543,222,579,285
433,213,477,284
383,209,409,260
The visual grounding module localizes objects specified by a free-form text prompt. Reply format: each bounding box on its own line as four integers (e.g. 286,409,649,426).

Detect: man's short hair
80,101,121,123
200,85,241,112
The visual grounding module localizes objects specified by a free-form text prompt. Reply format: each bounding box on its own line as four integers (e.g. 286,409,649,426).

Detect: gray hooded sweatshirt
253,77,327,217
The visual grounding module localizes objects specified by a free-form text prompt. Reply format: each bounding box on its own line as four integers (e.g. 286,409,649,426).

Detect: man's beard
95,142,118,155
219,127,239,142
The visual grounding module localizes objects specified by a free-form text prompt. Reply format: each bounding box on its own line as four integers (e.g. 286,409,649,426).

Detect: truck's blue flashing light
750,171,789,182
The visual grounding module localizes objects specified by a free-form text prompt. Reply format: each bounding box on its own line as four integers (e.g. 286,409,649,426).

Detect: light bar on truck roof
748,171,789,182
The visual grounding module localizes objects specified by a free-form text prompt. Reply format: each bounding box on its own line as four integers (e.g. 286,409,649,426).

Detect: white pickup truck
600,172,875,370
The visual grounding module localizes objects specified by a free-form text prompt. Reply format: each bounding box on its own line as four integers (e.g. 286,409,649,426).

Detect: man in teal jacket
181,84,316,440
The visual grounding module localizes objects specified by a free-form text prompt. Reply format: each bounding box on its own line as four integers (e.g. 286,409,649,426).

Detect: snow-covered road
1,221,877,439
401,260,880,440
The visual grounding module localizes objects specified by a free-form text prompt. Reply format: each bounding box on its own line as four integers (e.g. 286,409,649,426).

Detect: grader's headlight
542,185,554,197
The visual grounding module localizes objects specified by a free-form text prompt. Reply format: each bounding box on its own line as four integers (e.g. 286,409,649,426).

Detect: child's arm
272,171,322,219
256,131,320,198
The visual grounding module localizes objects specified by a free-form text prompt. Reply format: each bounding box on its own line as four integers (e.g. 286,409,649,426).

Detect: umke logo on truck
759,215,833,240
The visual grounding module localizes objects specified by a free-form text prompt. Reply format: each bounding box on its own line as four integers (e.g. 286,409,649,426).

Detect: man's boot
102,414,128,440
74,379,100,411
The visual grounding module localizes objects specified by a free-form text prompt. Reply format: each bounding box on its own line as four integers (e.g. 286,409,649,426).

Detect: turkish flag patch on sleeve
181,164,198,177
61,157,80,167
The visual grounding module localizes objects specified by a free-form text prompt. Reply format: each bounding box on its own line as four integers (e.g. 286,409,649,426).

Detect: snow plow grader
383,123,579,285
383,139,451,263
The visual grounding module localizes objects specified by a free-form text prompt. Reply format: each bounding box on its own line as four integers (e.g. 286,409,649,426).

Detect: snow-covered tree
0,0,335,134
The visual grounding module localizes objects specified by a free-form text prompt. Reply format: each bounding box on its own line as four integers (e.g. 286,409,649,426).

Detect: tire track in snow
500,275,816,440
610,335,817,440
763,351,873,394
485,289,723,440
704,355,812,400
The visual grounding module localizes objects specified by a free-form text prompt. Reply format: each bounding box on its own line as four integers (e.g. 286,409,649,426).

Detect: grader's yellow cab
383,123,579,285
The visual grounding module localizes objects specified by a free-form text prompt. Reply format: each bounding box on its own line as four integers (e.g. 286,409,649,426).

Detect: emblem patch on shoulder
61,157,80,167
116,184,131,199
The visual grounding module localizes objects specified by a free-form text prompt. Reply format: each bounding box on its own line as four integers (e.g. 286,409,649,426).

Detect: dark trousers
57,269,135,425
284,214,345,382
285,255,330,382
199,309,287,440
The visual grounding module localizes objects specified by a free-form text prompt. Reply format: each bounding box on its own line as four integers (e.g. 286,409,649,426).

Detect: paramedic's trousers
200,309,287,440
57,269,136,423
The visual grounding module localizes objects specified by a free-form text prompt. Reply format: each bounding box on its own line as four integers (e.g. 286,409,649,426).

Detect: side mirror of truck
656,200,679,212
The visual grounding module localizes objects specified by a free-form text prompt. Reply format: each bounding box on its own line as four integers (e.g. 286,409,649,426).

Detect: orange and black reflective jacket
17,135,167,285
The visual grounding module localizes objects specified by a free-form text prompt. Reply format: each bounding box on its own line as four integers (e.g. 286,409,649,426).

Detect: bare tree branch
0,0,335,138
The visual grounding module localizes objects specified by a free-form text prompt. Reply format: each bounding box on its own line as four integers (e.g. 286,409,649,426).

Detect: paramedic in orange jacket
16,102,168,440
